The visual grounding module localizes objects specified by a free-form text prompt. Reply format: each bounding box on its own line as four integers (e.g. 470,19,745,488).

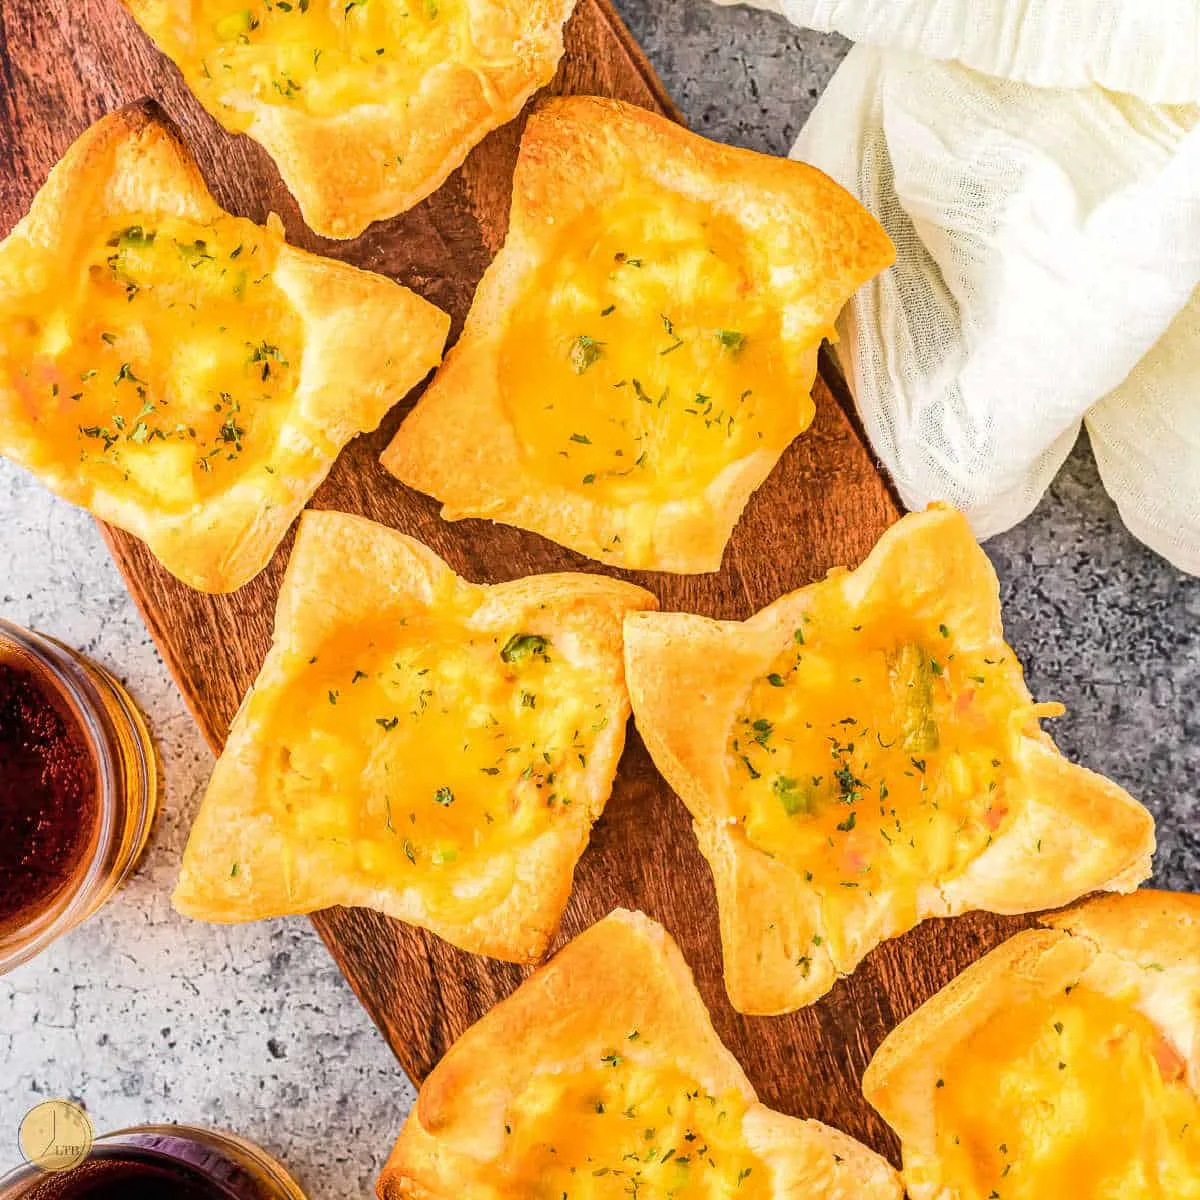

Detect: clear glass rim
0,1123,307,1198
96,1125,308,1199
0,620,133,973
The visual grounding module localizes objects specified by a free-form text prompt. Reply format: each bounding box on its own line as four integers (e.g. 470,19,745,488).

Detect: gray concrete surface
1,2,1196,1196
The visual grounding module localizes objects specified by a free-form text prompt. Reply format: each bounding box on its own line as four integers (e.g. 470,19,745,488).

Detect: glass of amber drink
0,620,156,974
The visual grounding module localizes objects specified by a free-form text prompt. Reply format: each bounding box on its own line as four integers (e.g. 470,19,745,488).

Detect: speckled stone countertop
2,3,1197,1196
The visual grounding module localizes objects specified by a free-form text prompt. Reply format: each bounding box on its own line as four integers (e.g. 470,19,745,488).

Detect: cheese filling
499,191,817,511
501,1052,768,1199
729,611,1026,953
935,985,1200,1199
177,1,467,123
254,616,610,911
0,211,299,510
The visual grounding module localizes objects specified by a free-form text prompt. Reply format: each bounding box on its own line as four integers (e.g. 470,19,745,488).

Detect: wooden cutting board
0,0,1033,1160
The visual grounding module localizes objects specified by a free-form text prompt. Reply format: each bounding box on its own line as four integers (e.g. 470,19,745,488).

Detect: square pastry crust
173,510,655,962
123,0,578,238
623,506,1155,1013
0,103,449,592
865,891,1200,1200
382,96,894,573
379,908,903,1199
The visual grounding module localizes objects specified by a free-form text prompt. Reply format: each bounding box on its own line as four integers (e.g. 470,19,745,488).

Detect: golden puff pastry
379,908,904,1200
173,509,655,962
864,891,1200,1200
623,505,1155,1015
0,103,449,593
123,0,578,239
382,96,894,573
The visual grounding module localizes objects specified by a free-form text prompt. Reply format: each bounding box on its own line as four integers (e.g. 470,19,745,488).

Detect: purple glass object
0,1126,306,1200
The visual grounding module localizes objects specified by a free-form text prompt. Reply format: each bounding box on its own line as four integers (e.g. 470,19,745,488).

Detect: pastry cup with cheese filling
623,505,1155,1014
379,908,904,1199
864,891,1200,1200
173,509,656,962
0,103,450,593
382,96,894,573
122,0,577,239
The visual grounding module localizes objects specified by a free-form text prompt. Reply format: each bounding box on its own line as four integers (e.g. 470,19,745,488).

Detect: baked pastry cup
382,96,894,573
378,908,904,1199
122,0,577,239
173,509,655,962
0,103,450,593
864,890,1200,1200
623,505,1156,1014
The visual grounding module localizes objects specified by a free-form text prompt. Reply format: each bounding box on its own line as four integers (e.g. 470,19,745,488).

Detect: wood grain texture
0,0,1034,1159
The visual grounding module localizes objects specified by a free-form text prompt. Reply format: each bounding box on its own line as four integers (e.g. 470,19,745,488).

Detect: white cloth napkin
722,1,1200,101
719,0,1200,572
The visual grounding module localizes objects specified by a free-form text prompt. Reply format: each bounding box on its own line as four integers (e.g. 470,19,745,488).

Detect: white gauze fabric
721,0,1200,570
1088,292,1200,576
717,0,1200,103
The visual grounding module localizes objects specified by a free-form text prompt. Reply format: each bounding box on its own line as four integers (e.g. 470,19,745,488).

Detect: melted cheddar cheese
0,212,299,511
502,1053,768,1199
161,0,462,126
935,985,1200,1199
499,191,816,507
253,612,611,917
729,609,1032,959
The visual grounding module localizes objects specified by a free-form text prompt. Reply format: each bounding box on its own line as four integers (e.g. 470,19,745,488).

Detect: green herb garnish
772,775,812,816
500,633,550,663
569,335,605,374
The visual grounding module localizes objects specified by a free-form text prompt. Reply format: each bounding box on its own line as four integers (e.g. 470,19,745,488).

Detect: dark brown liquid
24,1154,230,1200
0,658,99,931
21,1137,287,1200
